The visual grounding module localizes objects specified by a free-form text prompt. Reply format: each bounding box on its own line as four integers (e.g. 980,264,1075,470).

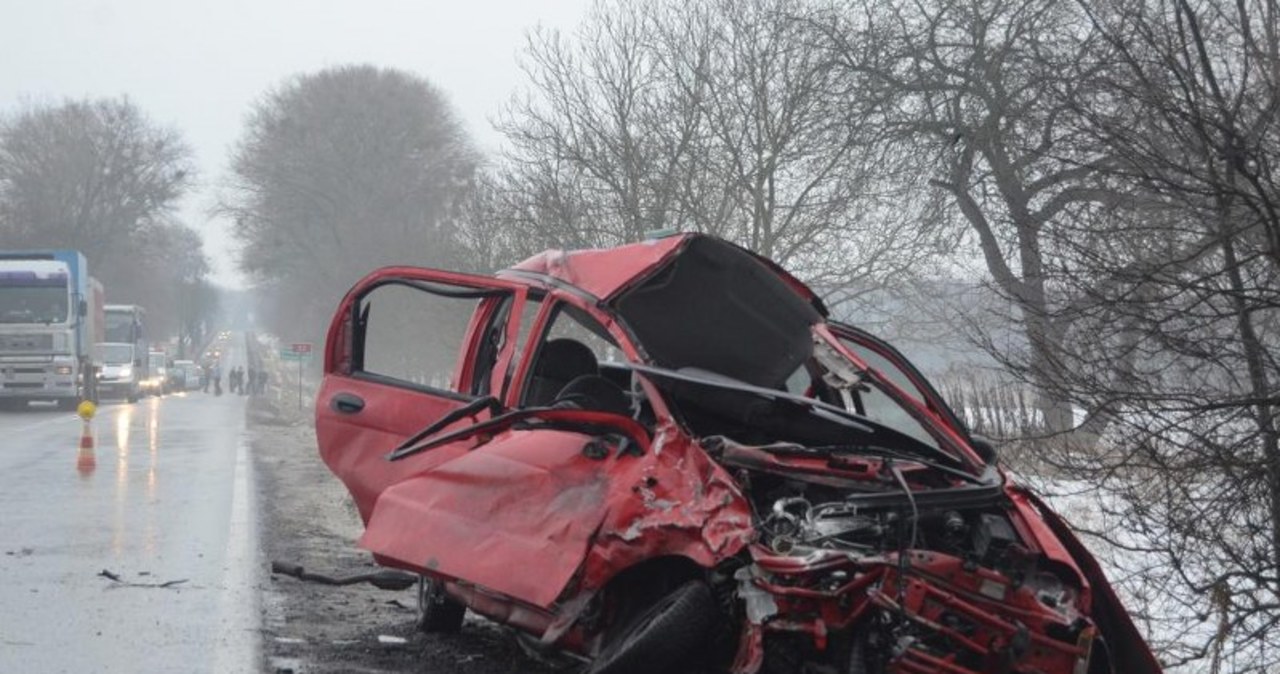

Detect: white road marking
209,432,262,673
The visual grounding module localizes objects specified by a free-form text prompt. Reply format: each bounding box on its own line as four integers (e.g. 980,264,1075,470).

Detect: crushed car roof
501,233,826,312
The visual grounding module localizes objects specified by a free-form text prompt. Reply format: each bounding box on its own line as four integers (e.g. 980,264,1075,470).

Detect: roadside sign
283,342,314,409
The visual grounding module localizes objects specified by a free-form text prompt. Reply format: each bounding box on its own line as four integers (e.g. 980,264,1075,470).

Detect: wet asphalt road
0,337,259,673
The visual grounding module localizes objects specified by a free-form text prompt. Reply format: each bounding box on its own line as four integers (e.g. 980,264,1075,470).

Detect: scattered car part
269,560,416,591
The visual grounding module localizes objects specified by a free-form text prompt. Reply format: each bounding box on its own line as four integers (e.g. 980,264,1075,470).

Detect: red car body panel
361,428,616,607
505,235,687,300
315,234,1163,674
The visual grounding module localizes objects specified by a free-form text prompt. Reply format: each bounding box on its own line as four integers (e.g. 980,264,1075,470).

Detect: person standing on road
212,363,223,396
257,369,268,395
201,364,210,393
245,366,256,396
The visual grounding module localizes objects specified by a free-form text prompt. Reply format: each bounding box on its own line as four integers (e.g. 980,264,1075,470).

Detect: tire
416,576,465,633
589,580,716,674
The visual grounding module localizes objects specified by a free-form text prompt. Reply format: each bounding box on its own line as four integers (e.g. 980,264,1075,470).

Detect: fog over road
0,336,259,673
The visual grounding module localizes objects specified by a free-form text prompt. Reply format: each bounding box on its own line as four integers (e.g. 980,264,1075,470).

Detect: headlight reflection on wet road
112,404,133,557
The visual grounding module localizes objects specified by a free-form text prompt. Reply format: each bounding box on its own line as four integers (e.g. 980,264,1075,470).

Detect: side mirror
969,435,998,465
134,359,142,367
79,300,88,317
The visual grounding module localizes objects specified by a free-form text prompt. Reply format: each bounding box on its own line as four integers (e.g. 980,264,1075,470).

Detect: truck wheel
416,576,465,633
127,387,138,403
589,580,715,674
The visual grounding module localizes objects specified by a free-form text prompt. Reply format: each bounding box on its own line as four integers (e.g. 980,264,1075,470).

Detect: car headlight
119,365,133,378
54,365,73,375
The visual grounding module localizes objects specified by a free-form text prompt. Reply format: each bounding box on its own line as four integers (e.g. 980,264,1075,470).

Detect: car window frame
828,320,970,437
347,277,517,402
512,300,622,407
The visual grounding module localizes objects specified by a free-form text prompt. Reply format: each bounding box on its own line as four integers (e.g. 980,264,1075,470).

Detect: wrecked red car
315,234,1162,674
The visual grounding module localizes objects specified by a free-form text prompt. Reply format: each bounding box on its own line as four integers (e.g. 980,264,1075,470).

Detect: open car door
316,266,528,524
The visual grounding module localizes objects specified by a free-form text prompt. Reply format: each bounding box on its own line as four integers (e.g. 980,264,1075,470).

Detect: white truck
96,304,149,402
0,251,103,410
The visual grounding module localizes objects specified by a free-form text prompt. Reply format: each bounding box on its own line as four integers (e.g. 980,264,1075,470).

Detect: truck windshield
0,285,69,324
105,312,139,342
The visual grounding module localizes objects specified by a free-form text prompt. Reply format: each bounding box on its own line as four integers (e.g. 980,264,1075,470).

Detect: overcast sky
0,0,592,288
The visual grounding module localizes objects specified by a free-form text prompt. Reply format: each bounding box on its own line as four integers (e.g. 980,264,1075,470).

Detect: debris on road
97,569,188,589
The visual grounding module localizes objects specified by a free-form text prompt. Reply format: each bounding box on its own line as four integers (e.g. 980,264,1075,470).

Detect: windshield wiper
752,441,982,485
622,362,972,467
623,362,875,432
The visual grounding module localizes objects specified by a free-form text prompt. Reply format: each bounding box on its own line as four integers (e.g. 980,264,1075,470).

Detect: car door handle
331,392,365,414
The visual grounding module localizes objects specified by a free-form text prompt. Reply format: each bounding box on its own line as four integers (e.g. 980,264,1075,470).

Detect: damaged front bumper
729,545,1095,674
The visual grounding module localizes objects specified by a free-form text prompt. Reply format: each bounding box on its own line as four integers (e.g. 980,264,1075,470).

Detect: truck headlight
54,365,73,375
119,365,133,379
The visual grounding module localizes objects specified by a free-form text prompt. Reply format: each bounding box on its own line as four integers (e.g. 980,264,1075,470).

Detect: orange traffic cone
76,443,96,476
78,418,94,450
76,401,96,476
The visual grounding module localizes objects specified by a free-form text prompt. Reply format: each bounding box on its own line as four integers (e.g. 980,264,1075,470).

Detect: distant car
142,350,168,396
167,359,189,391
171,360,202,391
315,235,1162,674
94,342,140,403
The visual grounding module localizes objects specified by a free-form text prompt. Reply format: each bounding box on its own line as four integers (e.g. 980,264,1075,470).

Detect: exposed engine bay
718,455,1102,674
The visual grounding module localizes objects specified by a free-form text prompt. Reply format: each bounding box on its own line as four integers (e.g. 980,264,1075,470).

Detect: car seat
553,374,632,416
525,339,599,407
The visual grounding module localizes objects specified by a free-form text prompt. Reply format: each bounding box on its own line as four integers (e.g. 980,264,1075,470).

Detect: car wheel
416,576,465,633
589,580,715,674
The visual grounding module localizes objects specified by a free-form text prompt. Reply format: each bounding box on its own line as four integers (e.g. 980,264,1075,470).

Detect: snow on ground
1015,473,1226,673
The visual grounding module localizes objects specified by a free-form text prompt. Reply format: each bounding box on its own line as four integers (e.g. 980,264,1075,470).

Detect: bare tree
812,0,1136,435
0,98,209,341
222,65,480,340
1014,1,1280,668
483,0,947,301
0,98,192,267
818,0,1280,667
